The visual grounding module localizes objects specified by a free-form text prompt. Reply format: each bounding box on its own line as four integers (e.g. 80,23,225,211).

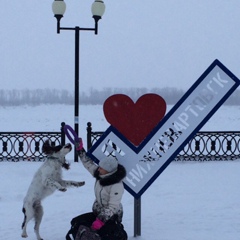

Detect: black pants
73,212,96,228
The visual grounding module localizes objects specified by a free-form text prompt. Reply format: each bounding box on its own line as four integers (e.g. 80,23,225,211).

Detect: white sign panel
87,60,240,198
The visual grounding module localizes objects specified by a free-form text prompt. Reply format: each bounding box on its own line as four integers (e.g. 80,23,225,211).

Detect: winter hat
99,156,118,173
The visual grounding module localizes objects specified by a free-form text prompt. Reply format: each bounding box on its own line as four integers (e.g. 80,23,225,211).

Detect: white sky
1,1,240,92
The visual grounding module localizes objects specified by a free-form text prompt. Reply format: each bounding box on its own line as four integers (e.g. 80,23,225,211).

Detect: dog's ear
42,140,54,155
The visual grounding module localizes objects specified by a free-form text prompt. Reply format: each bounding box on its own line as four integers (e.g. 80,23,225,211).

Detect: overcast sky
1,1,240,92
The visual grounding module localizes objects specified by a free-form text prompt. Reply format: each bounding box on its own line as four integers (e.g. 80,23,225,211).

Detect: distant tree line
0,89,73,106
0,88,239,106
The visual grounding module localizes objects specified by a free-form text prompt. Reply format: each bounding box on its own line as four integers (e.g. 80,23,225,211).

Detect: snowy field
0,104,240,240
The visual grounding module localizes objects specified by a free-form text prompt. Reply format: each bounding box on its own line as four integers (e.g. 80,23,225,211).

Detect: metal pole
74,27,80,162
134,197,141,237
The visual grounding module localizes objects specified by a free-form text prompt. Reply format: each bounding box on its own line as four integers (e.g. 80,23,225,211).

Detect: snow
1,104,240,240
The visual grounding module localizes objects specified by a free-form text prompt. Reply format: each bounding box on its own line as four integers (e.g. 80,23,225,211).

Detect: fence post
87,122,92,150
61,122,66,145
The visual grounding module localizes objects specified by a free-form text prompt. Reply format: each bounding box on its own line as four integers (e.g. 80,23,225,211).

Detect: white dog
21,140,84,240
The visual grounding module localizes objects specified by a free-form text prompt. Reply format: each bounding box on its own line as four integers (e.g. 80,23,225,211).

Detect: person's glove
75,138,83,151
91,218,105,230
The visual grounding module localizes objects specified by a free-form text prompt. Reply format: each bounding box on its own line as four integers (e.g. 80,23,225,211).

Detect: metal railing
0,122,66,162
86,122,240,161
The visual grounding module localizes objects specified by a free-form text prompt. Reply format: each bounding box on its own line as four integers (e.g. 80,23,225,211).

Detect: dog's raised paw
77,181,85,187
59,188,67,192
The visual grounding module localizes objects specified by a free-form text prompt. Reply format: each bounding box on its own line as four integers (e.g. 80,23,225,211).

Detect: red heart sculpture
103,94,166,146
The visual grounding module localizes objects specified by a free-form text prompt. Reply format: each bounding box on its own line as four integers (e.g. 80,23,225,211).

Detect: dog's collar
47,156,70,170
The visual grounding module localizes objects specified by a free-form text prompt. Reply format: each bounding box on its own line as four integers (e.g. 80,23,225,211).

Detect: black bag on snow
66,212,96,240
98,215,128,240
75,225,101,240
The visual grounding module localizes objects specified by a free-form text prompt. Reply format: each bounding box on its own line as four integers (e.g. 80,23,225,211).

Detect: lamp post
52,0,105,162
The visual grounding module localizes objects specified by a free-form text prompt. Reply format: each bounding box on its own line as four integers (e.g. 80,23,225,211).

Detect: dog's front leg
44,178,67,191
61,180,85,188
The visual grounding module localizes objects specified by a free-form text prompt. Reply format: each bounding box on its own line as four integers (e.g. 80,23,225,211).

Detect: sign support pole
134,197,141,237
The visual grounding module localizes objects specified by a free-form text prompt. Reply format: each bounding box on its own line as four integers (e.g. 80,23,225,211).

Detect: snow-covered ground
0,104,240,240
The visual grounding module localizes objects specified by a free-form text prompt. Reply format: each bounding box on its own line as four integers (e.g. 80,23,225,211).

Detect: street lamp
52,0,105,161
